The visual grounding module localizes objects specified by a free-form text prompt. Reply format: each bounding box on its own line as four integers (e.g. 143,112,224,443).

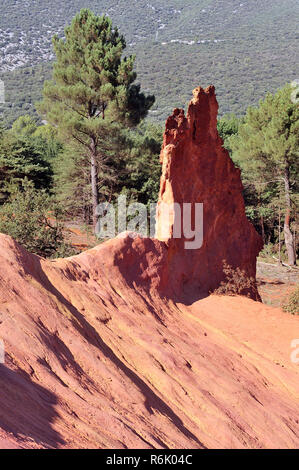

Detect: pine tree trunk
260,215,265,244
90,139,99,228
278,201,282,265
283,162,296,265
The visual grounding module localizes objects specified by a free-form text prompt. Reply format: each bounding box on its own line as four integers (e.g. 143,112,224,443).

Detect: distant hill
0,0,298,125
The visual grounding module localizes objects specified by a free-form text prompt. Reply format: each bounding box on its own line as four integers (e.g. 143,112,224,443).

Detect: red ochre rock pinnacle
156,85,263,301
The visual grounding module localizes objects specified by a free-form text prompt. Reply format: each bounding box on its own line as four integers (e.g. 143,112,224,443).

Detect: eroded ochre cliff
156,86,263,300
0,87,298,449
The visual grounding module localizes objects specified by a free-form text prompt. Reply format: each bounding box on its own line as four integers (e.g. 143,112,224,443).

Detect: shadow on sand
32,258,206,449
0,364,65,448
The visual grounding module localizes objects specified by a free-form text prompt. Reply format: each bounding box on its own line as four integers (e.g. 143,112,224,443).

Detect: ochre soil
0,234,298,449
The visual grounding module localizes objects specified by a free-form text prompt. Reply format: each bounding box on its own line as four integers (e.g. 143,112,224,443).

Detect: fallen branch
272,255,298,270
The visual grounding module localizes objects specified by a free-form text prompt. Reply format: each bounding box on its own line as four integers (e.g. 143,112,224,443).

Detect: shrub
0,179,76,258
212,260,257,297
282,285,299,315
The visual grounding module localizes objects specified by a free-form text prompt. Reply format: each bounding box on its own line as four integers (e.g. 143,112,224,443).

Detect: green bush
0,179,76,258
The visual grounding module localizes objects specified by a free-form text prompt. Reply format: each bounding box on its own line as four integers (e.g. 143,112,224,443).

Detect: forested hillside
0,0,298,124
0,7,297,277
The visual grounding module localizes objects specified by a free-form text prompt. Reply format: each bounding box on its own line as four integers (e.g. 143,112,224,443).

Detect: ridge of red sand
0,233,298,449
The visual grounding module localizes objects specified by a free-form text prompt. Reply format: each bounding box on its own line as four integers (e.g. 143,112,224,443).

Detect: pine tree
53,122,162,224
229,84,299,265
11,115,37,138
119,122,162,207
217,113,240,153
38,9,154,227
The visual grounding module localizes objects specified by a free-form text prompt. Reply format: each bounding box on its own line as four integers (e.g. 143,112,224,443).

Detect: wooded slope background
0,0,298,125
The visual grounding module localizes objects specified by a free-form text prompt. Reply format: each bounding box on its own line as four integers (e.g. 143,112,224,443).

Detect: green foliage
119,123,162,206
0,1,298,124
228,84,299,259
230,85,298,179
32,124,63,163
0,63,52,127
0,123,53,203
0,4,298,261
282,285,299,315
38,9,154,140
52,134,123,223
0,179,75,258
259,243,279,263
53,144,92,220
217,114,240,152
38,9,154,224
11,114,37,137
53,121,162,221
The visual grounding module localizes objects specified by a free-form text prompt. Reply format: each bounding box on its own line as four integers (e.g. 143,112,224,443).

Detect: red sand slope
0,234,298,449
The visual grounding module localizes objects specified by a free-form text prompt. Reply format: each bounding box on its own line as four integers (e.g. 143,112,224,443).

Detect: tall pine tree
38,9,154,226
229,84,298,265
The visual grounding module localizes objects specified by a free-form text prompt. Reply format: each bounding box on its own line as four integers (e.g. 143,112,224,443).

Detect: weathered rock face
0,233,299,449
156,86,263,301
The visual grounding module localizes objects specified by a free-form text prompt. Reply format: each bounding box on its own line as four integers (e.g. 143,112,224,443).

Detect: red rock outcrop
156,86,263,301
